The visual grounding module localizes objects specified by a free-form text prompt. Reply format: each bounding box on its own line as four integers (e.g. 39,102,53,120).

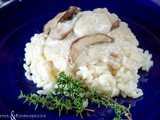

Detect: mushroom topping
43,12,65,34
110,20,120,31
68,33,114,64
49,13,82,40
43,6,81,40
58,6,81,23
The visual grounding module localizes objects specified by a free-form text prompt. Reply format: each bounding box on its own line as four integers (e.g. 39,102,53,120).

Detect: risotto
23,6,153,98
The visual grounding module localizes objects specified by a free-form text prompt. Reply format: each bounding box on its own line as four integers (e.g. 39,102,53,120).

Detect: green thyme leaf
18,71,132,120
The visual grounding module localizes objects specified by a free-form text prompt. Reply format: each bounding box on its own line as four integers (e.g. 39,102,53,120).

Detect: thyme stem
19,71,132,120
71,106,95,112
100,95,132,120
47,101,95,112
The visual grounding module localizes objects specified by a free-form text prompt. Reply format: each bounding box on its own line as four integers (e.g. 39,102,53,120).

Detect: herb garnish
18,71,132,120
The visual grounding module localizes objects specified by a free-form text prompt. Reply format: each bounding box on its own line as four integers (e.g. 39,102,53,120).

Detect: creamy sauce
43,8,134,71
74,11,112,37
44,32,78,70
108,22,138,45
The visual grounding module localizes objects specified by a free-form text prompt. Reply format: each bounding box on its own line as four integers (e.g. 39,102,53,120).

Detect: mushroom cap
68,33,114,64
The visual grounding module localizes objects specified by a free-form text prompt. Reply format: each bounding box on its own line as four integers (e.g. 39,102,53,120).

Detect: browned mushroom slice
43,12,65,34
49,13,82,40
43,6,81,39
68,33,114,64
110,20,120,31
59,6,81,23
49,6,81,40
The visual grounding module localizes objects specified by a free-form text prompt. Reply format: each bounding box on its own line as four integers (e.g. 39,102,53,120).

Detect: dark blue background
0,0,160,120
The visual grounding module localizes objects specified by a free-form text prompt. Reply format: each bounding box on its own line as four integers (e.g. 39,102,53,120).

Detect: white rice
23,8,153,98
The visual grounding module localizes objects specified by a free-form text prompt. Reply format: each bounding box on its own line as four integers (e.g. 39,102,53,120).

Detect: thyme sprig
18,71,132,120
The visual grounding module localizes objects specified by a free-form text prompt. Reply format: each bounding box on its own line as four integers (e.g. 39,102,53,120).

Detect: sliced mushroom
110,20,120,31
49,13,82,40
58,6,81,23
68,33,114,64
43,12,65,34
43,6,81,40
